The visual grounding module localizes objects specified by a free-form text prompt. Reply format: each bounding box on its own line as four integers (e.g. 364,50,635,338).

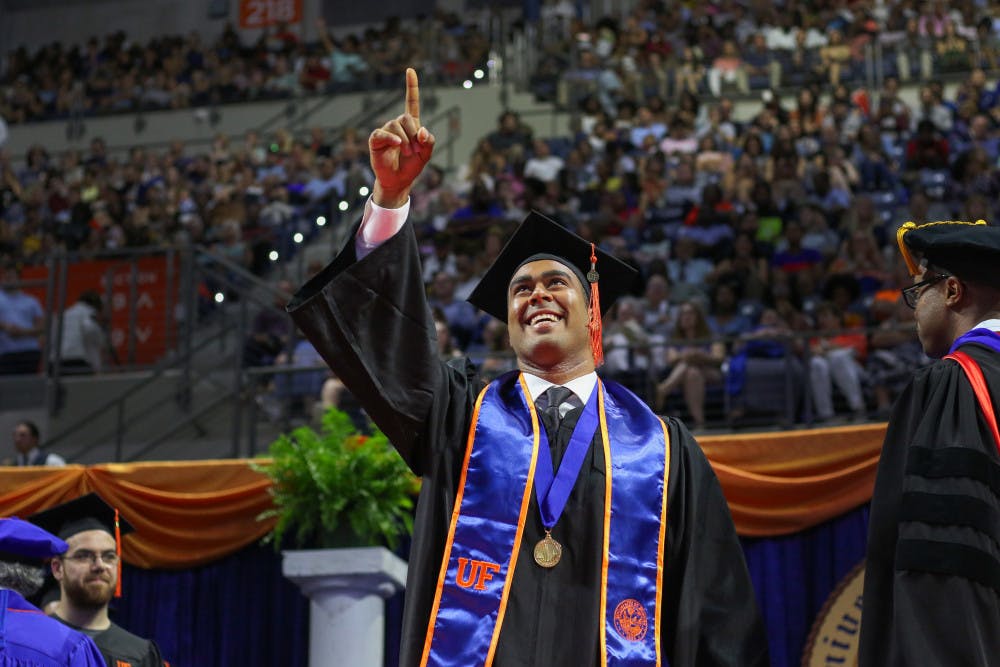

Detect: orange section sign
239,0,302,29
23,255,179,367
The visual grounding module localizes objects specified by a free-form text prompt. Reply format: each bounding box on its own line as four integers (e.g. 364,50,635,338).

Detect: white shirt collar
521,371,598,406
973,319,1000,332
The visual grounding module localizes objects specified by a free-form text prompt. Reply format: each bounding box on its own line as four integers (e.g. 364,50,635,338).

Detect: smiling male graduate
287,68,768,667
30,494,164,667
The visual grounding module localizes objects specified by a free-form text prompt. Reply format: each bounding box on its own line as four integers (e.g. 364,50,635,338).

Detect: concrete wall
4,96,354,156
0,0,452,53
2,81,568,172
1,0,235,52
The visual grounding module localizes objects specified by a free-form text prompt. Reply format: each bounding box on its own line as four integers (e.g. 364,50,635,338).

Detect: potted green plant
256,408,417,666
255,408,418,550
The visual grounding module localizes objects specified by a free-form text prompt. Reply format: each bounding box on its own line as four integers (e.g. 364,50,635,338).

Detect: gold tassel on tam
896,221,920,276
896,219,989,276
587,243,603,367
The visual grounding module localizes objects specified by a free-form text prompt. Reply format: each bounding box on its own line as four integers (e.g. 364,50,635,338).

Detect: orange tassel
114,508,122,598
588,244,603,367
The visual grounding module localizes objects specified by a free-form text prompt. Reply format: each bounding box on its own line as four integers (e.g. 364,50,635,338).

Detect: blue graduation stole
420,372,671,666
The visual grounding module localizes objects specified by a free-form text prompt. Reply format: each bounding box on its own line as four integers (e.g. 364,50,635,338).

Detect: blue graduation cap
0,517,67,564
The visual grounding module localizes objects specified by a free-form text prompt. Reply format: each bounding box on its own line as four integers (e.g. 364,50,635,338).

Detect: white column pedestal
283,547,408,667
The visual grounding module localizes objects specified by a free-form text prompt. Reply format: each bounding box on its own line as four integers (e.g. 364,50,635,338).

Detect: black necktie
537,386,583,467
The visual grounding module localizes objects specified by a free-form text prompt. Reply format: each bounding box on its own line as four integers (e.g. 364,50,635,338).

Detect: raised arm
289,70,467,474
315,17,335,56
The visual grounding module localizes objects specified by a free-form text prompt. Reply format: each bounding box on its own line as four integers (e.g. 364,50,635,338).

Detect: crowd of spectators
390,0,1000,427
0,13,490,124
8,0,997,127
0,127,373,272
537,0,1000,108
4,1,1000,429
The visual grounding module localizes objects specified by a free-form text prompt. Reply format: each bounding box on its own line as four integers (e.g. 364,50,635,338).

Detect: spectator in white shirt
523,139,565,183
54,291,106,374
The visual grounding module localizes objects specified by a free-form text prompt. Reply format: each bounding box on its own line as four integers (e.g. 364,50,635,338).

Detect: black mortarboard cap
28,493,134,542
468,211,639,322
29,493,134,598
0,517,67,564
897,219,1000,283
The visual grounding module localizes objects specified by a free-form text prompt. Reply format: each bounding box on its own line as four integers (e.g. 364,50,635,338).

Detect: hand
369,68,435,208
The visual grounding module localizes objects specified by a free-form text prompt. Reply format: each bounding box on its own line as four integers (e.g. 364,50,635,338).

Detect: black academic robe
289,220,769,667
859,341,1000,666
56,617,163,667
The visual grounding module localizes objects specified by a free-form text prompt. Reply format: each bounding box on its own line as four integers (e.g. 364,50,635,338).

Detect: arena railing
5,232,920,460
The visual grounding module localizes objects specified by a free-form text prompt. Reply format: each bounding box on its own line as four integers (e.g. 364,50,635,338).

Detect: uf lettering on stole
455,557,501,591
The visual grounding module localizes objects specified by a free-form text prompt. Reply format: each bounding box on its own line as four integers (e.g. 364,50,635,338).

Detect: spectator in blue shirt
707,280,754,339
772,220,824,278
302,157,346,208
0,260,44,375
428,270,482,349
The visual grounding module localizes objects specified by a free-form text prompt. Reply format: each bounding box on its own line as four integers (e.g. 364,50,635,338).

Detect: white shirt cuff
355,196,410,260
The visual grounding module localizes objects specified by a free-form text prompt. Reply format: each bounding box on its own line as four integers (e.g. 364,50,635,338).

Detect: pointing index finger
405,68,420,121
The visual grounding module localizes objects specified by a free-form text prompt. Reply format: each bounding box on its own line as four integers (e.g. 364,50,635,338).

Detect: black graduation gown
57,618,163,667
859,342,1000,666
288,220,769,667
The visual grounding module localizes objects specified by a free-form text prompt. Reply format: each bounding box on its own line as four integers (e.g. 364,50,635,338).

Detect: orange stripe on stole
654,417,671,667
419,383,490,665
419,374,542,667
598,382,613,667
484,373,542,664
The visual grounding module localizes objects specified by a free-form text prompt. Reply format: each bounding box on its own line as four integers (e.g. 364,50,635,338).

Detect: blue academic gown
0,589,106,667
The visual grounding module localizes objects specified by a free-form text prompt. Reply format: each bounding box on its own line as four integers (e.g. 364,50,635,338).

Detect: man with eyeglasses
859,220,1000,666
29,494,164,667
0,517,105,666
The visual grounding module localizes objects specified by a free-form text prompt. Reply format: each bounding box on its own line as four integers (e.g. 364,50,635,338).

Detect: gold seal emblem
801,562,864,667
613,598,648,642
533,532,562,567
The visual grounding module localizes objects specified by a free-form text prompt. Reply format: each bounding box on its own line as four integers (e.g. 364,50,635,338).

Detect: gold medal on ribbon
533,531,562,568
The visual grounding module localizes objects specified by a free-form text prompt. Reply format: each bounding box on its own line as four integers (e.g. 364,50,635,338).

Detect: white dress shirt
973,319,1000,332
355,197,410,260
521,371,597,417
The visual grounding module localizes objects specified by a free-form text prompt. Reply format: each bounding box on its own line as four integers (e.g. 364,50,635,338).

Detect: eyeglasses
63,550,119,566
901,274,949,309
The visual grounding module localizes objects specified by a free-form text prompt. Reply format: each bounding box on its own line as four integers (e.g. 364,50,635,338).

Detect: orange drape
0,460,275,569
699,423,885,537
0,424,886,568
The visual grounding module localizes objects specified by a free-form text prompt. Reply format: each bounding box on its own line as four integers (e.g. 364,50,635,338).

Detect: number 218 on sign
239,0,301,28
